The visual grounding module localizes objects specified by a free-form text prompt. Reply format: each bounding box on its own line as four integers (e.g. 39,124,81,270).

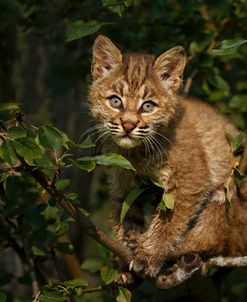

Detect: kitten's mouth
114,134,141,149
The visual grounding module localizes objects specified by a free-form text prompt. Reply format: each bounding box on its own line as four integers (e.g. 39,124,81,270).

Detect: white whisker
78,125,105,143
148,135,164,165
144,136,156,164
96,133,111,154
94,130,109,145
151,130,176,150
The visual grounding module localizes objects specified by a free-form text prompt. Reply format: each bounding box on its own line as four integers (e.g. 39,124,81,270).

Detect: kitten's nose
122,121,136,133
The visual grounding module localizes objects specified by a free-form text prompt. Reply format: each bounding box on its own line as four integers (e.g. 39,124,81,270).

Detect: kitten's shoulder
179,97,237,133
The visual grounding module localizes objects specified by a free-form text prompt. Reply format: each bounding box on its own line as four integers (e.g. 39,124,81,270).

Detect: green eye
109,96,123,109
141,101,156,113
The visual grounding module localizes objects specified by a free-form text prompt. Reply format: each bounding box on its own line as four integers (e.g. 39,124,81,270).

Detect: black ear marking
161,72,170,81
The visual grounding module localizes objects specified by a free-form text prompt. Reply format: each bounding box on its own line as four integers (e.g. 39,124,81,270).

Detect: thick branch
156,255,247,290
201,256,247,276
156,253,202,289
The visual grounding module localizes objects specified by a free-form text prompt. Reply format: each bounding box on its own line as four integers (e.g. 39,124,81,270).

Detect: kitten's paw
129,256,162,277
127,233,162,277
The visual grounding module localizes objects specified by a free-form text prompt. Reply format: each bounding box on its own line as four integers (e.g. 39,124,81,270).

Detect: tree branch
201,256,247,275
19,158,132,266
156,253,202,289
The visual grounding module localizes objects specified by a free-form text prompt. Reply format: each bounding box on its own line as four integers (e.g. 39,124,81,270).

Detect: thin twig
183,69,197,95
80,286,103,294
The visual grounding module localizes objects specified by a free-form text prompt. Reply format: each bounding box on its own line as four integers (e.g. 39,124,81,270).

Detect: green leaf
234,167,246,186
72,153,135,172
55,179,70,190
0,292,7,302
229,95,247,112
41,204,59,222
81,257,104,273
7,127,26,139
39,287,66,302
100,266,118,285
0,293,6,302
209,75,230,96
0,103,20,113
66,135,95,149
211,39,247,56
32,245,48,256
101,0,125,16
225,132,235,152
70,158,96,172
225,132,245,154
80,135,96,148
66,20,108,42
63,278,88,289
120,188,147,224
53,221,71,237
224,176,232,207
162,192,175,210
150,178,163,188
12,137,42,165
116,287,132,302
66,193,85,208
38,125,67,151
95,153,135,170
0,140,18,166
0,103,22,123
34,155,54,168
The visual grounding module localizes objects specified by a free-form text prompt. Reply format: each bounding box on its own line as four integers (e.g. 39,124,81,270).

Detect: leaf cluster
0,104,134,302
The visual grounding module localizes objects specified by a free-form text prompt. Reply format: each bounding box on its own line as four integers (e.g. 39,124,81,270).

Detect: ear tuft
154,46,186,92
92,35,122,79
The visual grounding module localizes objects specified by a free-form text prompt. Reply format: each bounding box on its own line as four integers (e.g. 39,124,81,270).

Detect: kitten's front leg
128,213,170,277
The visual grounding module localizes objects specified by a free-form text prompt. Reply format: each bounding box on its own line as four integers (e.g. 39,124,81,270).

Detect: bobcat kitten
89,35,247,277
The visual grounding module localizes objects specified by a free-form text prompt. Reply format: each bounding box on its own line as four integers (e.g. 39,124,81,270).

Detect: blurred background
0,0,247,301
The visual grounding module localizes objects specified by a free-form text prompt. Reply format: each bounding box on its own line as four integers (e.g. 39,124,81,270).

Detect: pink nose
122,121,136,133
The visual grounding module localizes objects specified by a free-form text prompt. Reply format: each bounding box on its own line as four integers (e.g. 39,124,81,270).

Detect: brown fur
88,35,247,277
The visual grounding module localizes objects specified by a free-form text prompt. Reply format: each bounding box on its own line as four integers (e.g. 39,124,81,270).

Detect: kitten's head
89,35,186,149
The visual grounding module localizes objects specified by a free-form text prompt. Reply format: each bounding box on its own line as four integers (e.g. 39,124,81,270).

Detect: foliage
0,104,133,301
0,0,247,301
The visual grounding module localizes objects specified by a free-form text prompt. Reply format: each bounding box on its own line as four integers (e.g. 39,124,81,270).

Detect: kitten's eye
141,101,156,113
109,96,123,109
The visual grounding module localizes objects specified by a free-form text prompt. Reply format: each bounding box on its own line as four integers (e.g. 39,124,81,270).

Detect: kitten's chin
114,136,140,149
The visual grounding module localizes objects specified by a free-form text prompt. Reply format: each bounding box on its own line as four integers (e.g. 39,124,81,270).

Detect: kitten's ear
154,46,186,92
92,35,122,79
